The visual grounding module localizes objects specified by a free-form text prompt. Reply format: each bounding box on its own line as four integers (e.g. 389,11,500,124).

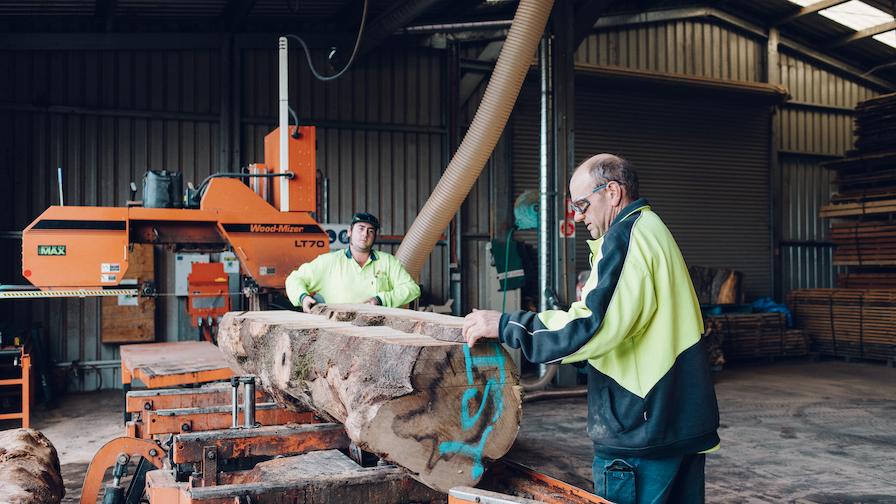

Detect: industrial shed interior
0,0,895,503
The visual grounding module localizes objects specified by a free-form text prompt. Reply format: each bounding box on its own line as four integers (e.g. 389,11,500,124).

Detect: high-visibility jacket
499,198,720,458
285,248,420,308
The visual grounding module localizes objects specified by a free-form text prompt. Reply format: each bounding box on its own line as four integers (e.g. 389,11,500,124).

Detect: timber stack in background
790,92,896,365
704,313,808,366
690,266,808,367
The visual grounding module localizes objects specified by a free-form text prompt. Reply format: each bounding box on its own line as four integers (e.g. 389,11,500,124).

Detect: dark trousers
592,453,705,504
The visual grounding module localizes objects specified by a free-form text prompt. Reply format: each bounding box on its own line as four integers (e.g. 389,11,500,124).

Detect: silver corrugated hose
395,0,555,277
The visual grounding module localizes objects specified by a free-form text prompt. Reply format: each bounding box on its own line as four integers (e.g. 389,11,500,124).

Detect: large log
0,428,65,504
217,305,522,493
688,266,744,305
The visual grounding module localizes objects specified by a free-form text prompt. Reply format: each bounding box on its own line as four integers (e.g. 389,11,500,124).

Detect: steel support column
552,0,580,388
552,0,577,307
768,27,783,301
538,35,554,314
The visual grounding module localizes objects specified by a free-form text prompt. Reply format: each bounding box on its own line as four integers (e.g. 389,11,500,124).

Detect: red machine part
80,437,166,504
186,262,231,337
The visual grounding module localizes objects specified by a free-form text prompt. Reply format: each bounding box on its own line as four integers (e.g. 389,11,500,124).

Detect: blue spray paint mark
439,343,507,479
438,426,494,480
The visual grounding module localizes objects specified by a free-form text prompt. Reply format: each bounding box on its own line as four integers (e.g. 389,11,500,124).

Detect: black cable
288,105,301,137
196,172,295,198
284,0,369,82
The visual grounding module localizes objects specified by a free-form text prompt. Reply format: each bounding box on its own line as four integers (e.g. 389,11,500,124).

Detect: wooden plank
120,341,235,387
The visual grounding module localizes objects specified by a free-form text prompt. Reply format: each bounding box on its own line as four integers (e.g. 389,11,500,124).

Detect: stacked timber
853,92,896,154
216,305,522,493
819,152,896,220
788,289,896,362
817,93,896,279
831,220,896,265
794,96,896,362
837,271,896,289
704,313,808,361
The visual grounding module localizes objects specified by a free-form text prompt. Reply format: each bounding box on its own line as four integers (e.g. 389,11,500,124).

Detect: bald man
463,154,719,504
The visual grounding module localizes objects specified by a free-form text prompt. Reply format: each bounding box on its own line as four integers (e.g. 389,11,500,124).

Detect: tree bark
217,305,521,493
0,428,65,504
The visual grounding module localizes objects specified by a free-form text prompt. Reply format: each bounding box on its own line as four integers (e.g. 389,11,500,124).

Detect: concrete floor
15,359,896,504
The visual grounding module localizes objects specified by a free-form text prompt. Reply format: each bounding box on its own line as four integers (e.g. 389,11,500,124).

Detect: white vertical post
278,36,290,212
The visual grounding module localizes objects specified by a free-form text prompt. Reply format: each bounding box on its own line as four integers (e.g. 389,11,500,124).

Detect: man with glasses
463,154,719,504
285,212,420,311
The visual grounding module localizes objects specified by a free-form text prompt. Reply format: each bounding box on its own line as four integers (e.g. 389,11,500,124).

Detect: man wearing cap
285,212,421,311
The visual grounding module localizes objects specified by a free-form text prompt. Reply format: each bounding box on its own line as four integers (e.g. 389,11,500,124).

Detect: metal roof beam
94,0,117,32
220,0,257,32
592,6,894,91
827,20,896,47
773,0,851,27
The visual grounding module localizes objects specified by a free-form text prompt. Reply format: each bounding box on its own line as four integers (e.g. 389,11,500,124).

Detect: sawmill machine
6,38,328,310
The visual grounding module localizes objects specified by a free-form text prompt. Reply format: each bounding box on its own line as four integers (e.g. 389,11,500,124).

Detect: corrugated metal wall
574,18,884,297
780,155,839,292
0,41,448,390
512,80,773,299
576,19,763,82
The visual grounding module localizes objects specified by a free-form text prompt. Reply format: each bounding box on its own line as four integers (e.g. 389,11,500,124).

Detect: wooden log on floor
217,306,522,493
0,429,65,504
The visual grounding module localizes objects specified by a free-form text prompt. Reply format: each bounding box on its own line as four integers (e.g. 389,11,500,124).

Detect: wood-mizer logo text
249,224,304,233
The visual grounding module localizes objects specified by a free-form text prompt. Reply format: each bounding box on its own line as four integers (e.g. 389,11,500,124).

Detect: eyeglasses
571,182,610,214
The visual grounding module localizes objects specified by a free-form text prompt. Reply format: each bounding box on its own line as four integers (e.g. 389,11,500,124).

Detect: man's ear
609,182,622,206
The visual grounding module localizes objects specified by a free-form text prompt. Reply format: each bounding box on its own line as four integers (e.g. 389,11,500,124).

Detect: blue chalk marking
461,379,493,430
438,425,494,479
462,343,507,385
444,343,508,479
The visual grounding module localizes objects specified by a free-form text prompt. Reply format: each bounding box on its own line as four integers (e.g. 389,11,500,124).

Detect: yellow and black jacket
499,198,720,458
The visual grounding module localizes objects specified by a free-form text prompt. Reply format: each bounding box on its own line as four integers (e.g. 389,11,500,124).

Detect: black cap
351,212,380,231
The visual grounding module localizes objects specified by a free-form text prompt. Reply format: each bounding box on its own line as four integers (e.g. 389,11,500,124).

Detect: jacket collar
611,198,650,227
586,198,650,254
344,247,378,261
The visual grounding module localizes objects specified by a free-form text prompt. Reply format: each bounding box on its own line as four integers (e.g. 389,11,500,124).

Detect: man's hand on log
364,297,380,305
302,295,318,312
463,308,502,347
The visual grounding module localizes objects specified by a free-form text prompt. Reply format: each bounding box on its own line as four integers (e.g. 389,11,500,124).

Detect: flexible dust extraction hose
395,0,554,277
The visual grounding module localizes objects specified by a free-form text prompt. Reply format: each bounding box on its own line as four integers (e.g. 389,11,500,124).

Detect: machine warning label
100,274,117,283
259,266,276,275
101,263,121,273
222,224,325,234
37,245,66,256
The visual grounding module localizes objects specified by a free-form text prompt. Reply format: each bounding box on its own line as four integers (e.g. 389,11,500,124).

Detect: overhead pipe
396,0,555,278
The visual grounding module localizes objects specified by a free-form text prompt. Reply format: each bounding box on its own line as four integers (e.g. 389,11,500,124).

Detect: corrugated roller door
512,80,772,299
